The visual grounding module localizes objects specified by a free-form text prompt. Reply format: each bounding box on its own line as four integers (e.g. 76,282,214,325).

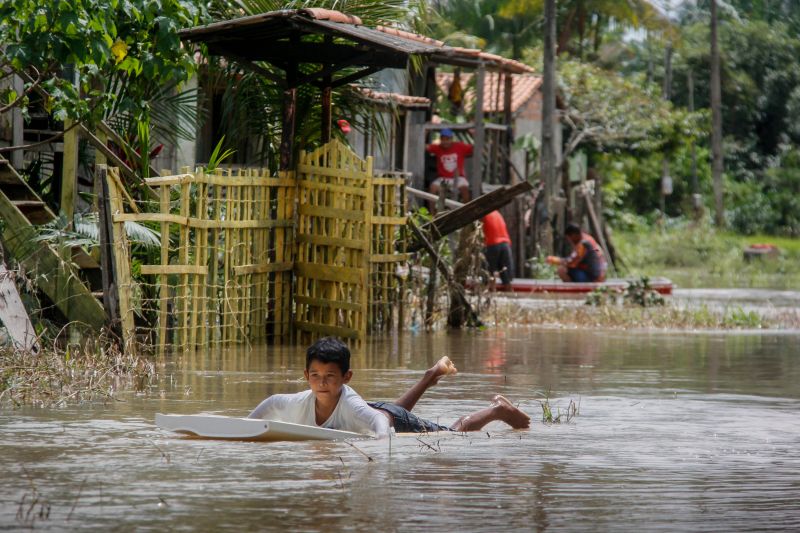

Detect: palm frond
149,85,205,144
123,221,161,249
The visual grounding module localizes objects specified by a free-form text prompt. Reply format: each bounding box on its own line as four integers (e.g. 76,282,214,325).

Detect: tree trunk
540,0,557,255
688,69,701,219
661,42,673,219
710,0,725,226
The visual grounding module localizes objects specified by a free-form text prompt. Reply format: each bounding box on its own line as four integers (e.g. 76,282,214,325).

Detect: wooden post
96,164,121,337
60,118,79,221
583,188,614,273
540,0,558,254
10,75,23,170
362,156,373,340
280,86,297,171
280,58,298,171
158,181,170,353
503,73,514,185
321,75,332,144
470,63,486,200
107,167,136,353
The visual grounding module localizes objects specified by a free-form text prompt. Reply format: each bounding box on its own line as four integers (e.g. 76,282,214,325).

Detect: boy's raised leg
393,356,458,411
451,395,530,431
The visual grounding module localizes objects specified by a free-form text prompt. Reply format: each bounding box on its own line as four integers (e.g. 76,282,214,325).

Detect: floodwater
2,329,800,531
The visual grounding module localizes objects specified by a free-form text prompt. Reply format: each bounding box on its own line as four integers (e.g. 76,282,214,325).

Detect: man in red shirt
426,128,473,204
482,210,514,286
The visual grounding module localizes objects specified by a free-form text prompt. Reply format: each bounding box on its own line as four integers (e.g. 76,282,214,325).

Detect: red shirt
426,142,473,178
482,211,511,246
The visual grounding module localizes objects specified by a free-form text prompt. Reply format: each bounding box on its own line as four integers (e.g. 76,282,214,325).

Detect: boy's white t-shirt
247,384,391,437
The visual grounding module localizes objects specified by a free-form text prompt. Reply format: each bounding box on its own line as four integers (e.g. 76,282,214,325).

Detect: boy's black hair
565,223,582,236
306,337,351,374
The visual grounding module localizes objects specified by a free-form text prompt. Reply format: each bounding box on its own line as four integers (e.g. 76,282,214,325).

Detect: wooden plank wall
294,140,373,345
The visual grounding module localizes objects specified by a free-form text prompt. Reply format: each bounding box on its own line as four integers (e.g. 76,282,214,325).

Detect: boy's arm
348,396,391,438
366,406,391,438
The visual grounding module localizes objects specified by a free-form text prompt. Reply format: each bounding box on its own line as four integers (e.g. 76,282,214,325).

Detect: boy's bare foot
491,395,531,429
429,356,458,385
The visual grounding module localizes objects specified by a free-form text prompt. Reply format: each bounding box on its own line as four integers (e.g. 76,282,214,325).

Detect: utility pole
540,0,557,254
710,0,725,226
688,69,701,219
660,41,673,220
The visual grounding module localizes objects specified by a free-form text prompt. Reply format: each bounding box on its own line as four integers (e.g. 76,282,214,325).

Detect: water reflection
2,328,799,531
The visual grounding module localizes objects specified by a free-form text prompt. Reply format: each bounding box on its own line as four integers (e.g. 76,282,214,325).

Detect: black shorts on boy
368,401,452,433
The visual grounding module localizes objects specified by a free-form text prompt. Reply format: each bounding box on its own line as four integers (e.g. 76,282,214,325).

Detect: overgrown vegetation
489,299,797,330
0,332,156,408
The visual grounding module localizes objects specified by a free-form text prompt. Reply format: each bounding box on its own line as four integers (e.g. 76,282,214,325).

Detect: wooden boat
472,277,674,295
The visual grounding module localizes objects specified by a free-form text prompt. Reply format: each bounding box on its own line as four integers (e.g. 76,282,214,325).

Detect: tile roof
436,71,543,114
300,8,362,25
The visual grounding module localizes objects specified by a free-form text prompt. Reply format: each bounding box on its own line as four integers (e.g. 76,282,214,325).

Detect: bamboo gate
107,140,407,352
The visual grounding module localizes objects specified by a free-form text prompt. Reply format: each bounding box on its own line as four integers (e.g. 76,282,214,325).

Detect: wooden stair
0,157,105,330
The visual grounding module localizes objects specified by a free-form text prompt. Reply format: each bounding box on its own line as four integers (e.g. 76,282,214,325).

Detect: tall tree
710,0,724,226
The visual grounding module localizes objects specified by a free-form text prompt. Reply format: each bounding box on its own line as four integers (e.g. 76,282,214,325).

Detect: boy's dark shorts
368,401,452,433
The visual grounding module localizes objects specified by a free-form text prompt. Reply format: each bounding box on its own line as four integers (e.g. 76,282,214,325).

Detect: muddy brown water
2,329,800,531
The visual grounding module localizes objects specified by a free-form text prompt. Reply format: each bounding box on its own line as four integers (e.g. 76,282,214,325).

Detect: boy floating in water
248,337,530,437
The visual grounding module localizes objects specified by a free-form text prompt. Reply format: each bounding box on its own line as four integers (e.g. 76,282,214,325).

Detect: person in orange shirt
482,210,514,286
547,223,607,282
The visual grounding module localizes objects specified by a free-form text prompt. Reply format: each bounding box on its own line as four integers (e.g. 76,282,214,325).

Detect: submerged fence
108,140,406,352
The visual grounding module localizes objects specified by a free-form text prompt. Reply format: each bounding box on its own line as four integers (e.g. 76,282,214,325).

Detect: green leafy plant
536,393,581,424
206,135,236,172
585,285,621,306
624,276,665,307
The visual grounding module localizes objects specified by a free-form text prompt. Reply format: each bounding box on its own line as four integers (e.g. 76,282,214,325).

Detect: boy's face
304,360,352,401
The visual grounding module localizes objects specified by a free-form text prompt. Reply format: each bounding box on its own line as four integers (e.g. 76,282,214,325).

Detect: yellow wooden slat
296,233,368,251
293,321,359,339
295,295,363,312
147,174,296,187
371,216,407,225
369,253,411,263
233,261,293,276
295,179,368,197
294,262,364,284
297,204,365,221
373,177,407,186
114,212,293,229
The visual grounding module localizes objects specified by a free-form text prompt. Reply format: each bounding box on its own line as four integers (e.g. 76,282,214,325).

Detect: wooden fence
108,141,406,352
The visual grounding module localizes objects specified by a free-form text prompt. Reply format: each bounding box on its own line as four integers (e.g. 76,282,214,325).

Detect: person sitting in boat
546,223,607,282
426,128,473,206
482,210,514,286
248,337,530,437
